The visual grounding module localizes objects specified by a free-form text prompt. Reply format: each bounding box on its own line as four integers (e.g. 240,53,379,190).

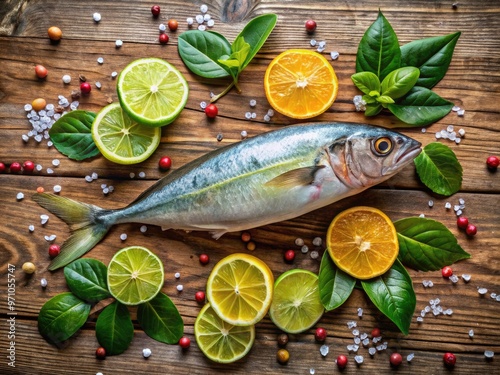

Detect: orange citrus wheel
264,49,338,119
326,206,399,280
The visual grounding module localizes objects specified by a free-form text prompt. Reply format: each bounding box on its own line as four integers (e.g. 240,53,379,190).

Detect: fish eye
373,137,393,155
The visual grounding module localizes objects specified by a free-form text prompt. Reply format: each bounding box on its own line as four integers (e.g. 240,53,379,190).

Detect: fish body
33,122,421,270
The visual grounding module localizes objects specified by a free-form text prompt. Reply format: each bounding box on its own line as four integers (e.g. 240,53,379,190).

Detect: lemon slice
107,246,164,305
117,57,189,127
206,253,274,326
269,269,324,334
326,206,399,280
195,303,255,363
91,102,161,164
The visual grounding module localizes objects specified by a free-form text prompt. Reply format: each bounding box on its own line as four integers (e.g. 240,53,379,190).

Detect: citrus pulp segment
264,49,338,119
195,303,255,363
269,269,324,334
107,246,164,305
206,253,274,326
91,102,161,164
326,206,399,280
117,57,189,127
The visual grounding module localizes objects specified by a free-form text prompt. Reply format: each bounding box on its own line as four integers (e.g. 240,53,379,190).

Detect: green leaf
218,36,251,77
236,13,277,71
137,292,184,344
356,11,401,81
381,67,420,100
395,217,471,271
351,71,381,95
178,30,232,78
361,260,416,335
64,258,111,303
414,142,462,196
388,86,454,126
401,32,461,89
376,95,395,105
318,251,356,311
95,302,134,355
49,110,99,161
365,103,383,116
38,292,91,345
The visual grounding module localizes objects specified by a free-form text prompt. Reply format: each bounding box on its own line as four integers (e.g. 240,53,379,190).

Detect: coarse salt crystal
142,348,152,358
138,171,146,178
407,353,415,362
295,238,304,246
52,159,60,167
368,347,377,356
347,321,357,329
115,40,123,48
478,287,488,295
251,112,257,119
95,82,102,89
310,250,319,259
120,233,127,241
28,225,35,232
484,350,494,359
200,4,208,13
186,17,194,26
241,130,248,139
97,57,104,64
312,237,322,246
198,25,206,31
330,51,339,60
93,12,101,22
140,225,148,233
159,24,166,32
16,192,24,200
469,329,474,338
301,245,309,253
310,39,317,47
91,172,98,180
111,71,118,78
196,15,204,24
41,214,49,225
357,307,363,317
176,284,183,292
452,106,461,112
319,345,329,356
53,185,62,193
457,109,465,116
207,19,215,27
62,75,71,84
40,278,48,288
174,272,181,279
354,355,364,364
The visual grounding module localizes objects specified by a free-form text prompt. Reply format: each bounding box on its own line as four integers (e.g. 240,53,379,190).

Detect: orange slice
264,49,338,119
326,207,399,280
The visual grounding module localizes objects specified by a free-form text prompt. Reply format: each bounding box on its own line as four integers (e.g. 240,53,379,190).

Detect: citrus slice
91,102,161,164
117,57,189,127
264,49,338,119
107,246,164,305
269,269,324,334
195,303,255,363
206,253,274,326
326,206,399,280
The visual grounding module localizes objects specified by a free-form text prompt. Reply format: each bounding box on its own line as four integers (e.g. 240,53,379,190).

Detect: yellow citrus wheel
326,206,399,280
264,49,338,119
206,253,274,326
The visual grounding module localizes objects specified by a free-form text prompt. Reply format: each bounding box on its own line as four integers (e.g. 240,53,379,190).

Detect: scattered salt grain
91,172,98,180
263,114,271,122
312,237,322,246
129,172,135,179
28,225,35,232
319,345,329,357
159,24,166,32
140,225,148,233
458,128,466,137
52,159,60,167
452,106,461,112
469,329,474,338
457,109,465,116
46,168,54,174
240,130,248,139
176,284,184,292
428,200,434,208
445,202,452,209
216,133,223,142
115,40,123,48
93,12,101,22
352,329,360,336
203,14,211,22
196,15,204,24
310,250,319,259
249,99,257,107
357,307,363,317
200,4,208,13
186,17,194,26
198,25,207,31
423,280,434,288
362,338,370,346
40,278,48,288
295,238,304,246
309,369,315,375
16,192,24,200
310,39,317,47
138,171,146,178
484,351,495,359
416,317,424,323
301,245,309,254
40,214,49,225
120,233,128,241
207,19,215,28
85,175,93,183
490,293,497,299
407,353,415,362
478,287,488,295
111,71,118,78
142,348,152,358
347,321,357,329
53,185,62,193
95,82,102,89
97,57,104,64
175,272,181,279
354,355,364,364
62,74,71,84
245,112,252,120
330,51,339,60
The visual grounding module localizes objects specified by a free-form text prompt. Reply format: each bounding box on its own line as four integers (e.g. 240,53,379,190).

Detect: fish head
328,126,422,189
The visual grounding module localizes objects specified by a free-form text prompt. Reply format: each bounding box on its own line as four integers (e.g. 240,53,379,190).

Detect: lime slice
117,57,189,127
91,102,161,164
195,303,255,363
269,269,324,334
107,246,164,305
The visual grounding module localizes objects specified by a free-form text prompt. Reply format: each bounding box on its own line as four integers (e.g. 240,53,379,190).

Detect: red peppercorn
80,82,91,95
168,19,179,32
48,244,61,258
199,254,209,265
95,346,106,359
205,103,218,118
305,19,317,33
195,291,206,304
284,249,295,263
241,231,251,243
457,216,468,229
158,156,172,171
486,155,499,170
336,354,348,369
371,327,381,338
23,160,35,173
35,65,48,79
179,336,191,349
314,327,327,342
441,266,453,278
159,33,169,44
0,162,6,173
10,162,22,173
390,352,403,367
151,5,161,17
466,224,477,236
443,352,456,368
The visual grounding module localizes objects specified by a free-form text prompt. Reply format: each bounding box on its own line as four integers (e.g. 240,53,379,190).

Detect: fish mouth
396,139,422,166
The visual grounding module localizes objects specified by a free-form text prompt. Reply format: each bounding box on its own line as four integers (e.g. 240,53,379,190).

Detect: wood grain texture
0,0,499,374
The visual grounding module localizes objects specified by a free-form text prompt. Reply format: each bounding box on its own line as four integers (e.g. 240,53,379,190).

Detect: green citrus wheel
195,303,255,363
269,269,324,334
91,102,161,164
107,246,164,306
117,57,189,127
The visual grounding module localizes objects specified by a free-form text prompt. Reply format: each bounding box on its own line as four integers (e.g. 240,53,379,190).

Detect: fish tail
32,193,112,271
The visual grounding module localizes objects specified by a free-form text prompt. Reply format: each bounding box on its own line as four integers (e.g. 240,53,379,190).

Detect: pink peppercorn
466,224,477,236
443,352,456,368
80,82,91,95
95,346,106,359
179,336,191,349
0,162,6,173
205,103,218,118
159,33,169,44
441,266,453,278
10,162,22,173
48,244,61,258
390,352,403,367
314,327,327,342
457,216,468,229
336,354,348,369
305,19,317,33
158,156,172,171
195,291,205,304
199,254,209,265
284,249,295,263
486,155,499,170
151,5,161,17
23,160,35,173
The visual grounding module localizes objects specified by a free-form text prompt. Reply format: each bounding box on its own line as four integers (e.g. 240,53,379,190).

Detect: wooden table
1,0,499,374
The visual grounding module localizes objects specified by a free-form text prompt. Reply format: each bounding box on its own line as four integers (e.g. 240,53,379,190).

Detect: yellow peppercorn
22,262,36,274
277,349,289,364
32,98,47,111
47,26,62,41
246,241,256,251
241,231,251,242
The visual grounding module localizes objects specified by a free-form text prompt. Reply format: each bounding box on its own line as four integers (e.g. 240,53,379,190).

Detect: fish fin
265,166,325,188
210,230,227,239
32,193,111,271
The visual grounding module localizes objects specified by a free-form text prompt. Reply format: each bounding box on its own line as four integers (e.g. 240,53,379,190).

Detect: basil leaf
49,110,99,161
361,260,416,335
218,36,251,76
356,11,401,81
319,251,356,311
236,13,277,70
95,301,134,355
178,30,232,78
395,217,471,271
376,95,395,105
388,86,454,126
137,292,184,344
365,103,383,116
351,71,380,95
381,67,420,100
64,258,111,303
38,292,91,345
401,32,461,89
414,142,462,196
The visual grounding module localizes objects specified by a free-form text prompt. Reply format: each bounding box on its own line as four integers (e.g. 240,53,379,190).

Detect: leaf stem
210,79,242,103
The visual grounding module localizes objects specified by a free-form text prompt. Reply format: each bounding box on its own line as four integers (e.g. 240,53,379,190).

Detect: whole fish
33,122,421,270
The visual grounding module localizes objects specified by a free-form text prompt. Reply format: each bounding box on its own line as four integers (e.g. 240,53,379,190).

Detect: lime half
107,246,164,305
117,57,189,127
91,102,161,164
269,269,324,334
